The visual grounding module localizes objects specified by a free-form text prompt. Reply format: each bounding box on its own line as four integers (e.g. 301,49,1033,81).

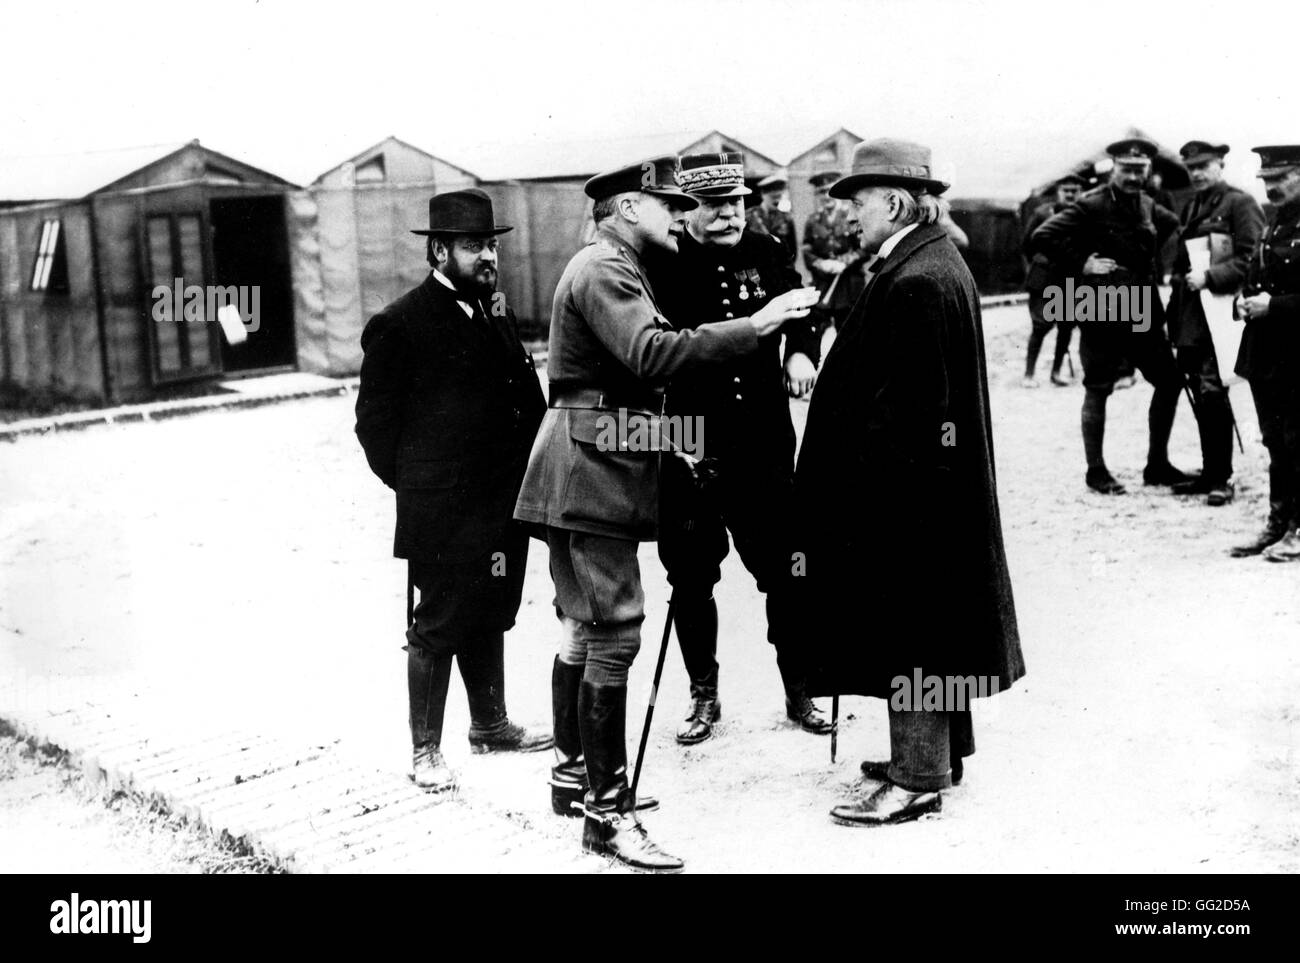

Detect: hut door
142,211,223,384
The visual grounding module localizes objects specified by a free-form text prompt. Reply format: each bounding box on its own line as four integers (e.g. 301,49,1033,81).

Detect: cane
830,695,839,764
631,591,675,804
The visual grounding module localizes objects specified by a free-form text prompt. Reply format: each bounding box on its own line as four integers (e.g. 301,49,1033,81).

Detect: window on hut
30,218,69,293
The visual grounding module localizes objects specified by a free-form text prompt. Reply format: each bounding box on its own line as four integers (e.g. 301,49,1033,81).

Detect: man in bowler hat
514,156,813,871
356,188,551,794
794,138,1024,826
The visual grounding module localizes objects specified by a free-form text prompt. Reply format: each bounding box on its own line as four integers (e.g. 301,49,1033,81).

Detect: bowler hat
585,156,699,209
410,188,512,237
1179,140,1229,166
1253,145,1300,178
829,138,949,198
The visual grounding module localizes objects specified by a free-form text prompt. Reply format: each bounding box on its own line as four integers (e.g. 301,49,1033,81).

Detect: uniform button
721,298,731,305
733,376,741,384
724,312,734,319
734,393,743,400
717,265,725,272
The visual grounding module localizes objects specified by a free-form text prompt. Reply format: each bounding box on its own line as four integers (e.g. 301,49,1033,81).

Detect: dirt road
1,303,1295,872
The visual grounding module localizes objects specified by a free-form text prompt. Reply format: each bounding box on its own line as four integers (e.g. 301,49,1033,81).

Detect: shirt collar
876,222,919,263
432,269,476,319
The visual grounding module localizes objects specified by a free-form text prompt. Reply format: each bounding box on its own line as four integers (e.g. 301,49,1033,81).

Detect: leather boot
460,633,553,754
1230,501,1292,557
676,689,721,745
579,682,683,873
549,659,659,816
784,682,833,735
407,646,456,793
1081,389,1117,491
1263,525,1300,563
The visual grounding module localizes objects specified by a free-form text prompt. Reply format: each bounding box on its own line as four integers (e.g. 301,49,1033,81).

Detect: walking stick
830,695,839,764
631,591,676,804
406,562,414,627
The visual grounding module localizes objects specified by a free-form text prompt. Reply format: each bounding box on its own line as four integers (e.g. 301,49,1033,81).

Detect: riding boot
674,594,721,744
579,682,683,873
1230,500,1292,557
406,645,456,792
460,632,552,753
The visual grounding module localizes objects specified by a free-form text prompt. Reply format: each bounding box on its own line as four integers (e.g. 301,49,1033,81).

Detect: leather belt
548,387,664,417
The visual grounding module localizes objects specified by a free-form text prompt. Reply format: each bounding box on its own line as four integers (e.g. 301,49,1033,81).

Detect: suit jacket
513,225,758,541
794,223,1025,699
1167,182,1265,347
355,272,545,561
644,229,818,463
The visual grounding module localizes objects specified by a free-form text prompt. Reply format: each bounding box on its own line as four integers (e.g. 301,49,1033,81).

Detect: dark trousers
1026,289,1076,376
657,451,803,698
405,533,530,741
1177,344,1235,483
1079,324,1183,471
1248,375,1300,524
886,707,975,792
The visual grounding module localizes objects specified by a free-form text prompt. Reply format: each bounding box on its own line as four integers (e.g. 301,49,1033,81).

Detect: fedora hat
410,188,512,237
830,138,949,198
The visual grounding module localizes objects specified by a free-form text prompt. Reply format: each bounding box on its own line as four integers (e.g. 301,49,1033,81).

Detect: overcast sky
2,0,1296,195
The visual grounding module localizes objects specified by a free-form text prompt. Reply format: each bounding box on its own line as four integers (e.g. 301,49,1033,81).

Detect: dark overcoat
793,224,1025,699
1236,198,1300,381
355,273,546,562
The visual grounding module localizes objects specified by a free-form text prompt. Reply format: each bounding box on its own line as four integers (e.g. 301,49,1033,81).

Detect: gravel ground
0,735,281,874
0,302,1296,873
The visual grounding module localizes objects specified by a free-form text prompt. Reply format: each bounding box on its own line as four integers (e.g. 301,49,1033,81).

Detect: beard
446,262,497,297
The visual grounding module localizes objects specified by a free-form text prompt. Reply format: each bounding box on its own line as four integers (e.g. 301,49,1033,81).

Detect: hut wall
0,201,105,401
91,193,152,402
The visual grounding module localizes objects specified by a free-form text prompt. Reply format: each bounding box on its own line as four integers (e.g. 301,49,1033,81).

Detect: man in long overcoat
355,189,551,794
794,139,1025,826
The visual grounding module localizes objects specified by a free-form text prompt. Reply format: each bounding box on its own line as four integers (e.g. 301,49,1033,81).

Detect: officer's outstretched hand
785,352,817,397
750,288,817,338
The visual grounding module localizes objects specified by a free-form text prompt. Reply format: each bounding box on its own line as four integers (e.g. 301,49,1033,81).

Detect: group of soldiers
1019,137,1300,563
355,138,1024,873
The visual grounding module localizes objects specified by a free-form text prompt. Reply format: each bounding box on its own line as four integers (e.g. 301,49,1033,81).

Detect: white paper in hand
1185,237,1242,386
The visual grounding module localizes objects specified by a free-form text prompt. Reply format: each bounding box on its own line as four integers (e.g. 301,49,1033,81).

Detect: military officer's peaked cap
584,155,699,209
757,173,788,191
1107,138,1159,163
1179,141,1229,166
809,170,841,188
678,152,751,198
1055,173,1087,188
1253,145,1300,179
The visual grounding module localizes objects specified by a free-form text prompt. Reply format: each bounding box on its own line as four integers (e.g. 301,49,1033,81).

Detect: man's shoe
468,721,554,754
1206,481,1235,507
582,800,684,874
1086,468,1126,495
412,744,457,793
1170,476,1214,496
1050,371,1073,386
1115,374,1137,390
1230,503,1292,557
831,780,941,827
786,694,834,735
675,697,721,745
1021,375,1040,388
1263,526,1300,563
1143,462,1195,487
860,757,963,786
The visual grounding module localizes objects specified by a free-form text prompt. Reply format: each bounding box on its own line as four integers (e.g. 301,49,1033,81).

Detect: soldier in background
1022,174,1085,387
1166,141,1265,507
1231,145,1300,561
803,170,859,331
745,173,798,257
1030,138,1188,495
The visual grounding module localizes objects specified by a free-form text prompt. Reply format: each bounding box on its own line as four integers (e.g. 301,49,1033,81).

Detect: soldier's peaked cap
1253,145,1300,178
1179,141,1229,166
1107,138,1158,163
809,170,841,188
584,156,699,209
678,152,751,198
